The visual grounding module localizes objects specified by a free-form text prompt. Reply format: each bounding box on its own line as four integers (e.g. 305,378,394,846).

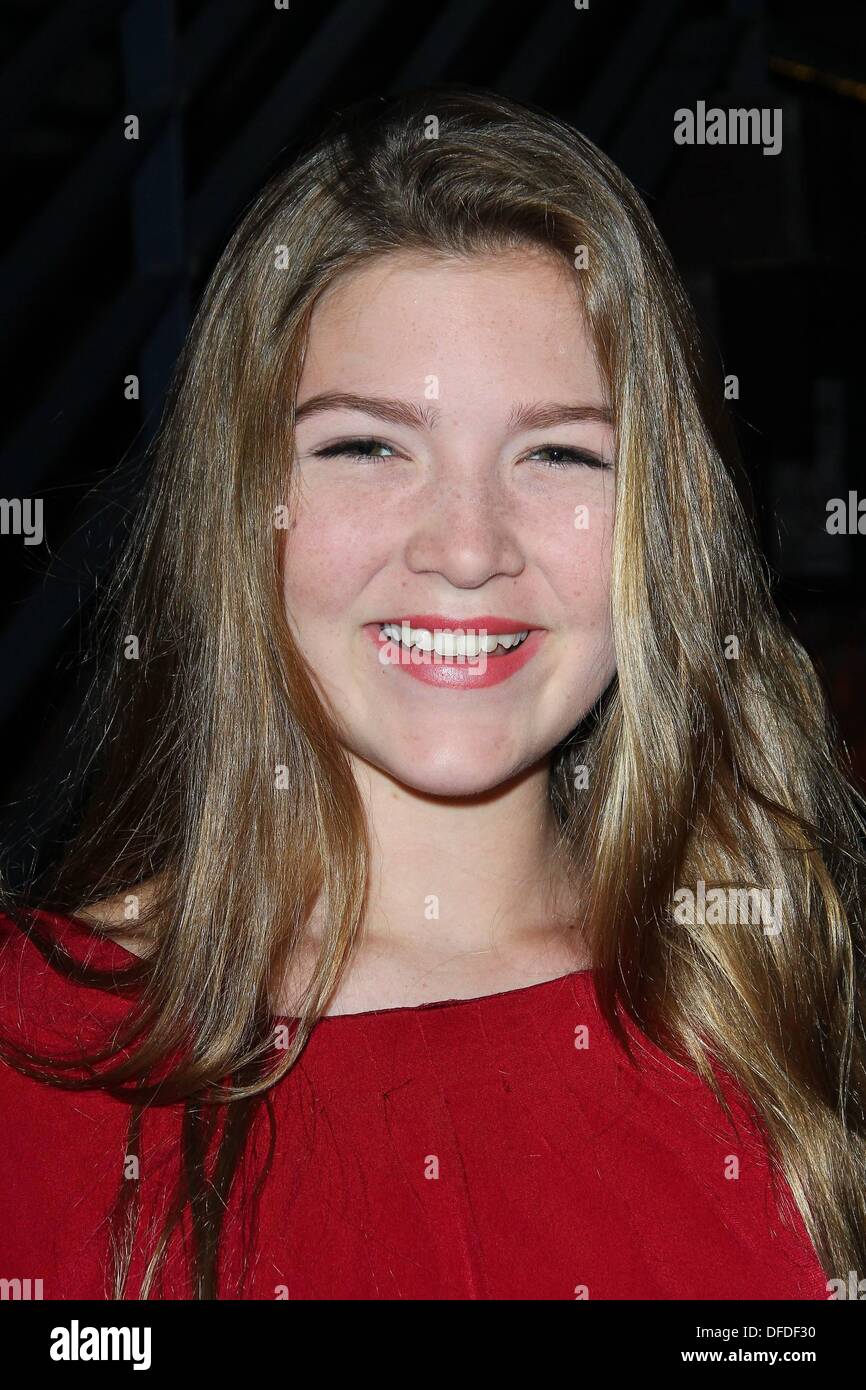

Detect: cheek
281,494,380,623
545,509,616,701
545,506,613,633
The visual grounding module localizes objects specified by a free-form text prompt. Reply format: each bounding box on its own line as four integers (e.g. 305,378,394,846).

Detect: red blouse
0,909,829,1300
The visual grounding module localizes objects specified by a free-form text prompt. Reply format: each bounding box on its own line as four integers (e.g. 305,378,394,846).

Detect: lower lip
364,625,546,688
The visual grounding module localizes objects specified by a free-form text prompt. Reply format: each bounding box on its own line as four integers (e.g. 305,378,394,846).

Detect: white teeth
380,623,530,656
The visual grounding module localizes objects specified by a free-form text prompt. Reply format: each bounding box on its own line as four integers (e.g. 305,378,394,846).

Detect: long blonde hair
2,84,864,1297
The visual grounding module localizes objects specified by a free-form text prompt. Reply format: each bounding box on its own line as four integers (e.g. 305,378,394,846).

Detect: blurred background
1,0,864,884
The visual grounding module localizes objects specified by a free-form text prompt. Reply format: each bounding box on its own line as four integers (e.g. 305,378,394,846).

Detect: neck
311,753,587,963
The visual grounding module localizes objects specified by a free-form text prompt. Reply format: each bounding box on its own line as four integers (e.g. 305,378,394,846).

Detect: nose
402,472,524,589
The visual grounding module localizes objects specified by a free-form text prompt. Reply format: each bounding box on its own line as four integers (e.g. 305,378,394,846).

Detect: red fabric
0,908,830,1300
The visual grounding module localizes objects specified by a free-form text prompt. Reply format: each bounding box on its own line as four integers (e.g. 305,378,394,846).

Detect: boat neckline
50,909,597,1023
277,965,597,1023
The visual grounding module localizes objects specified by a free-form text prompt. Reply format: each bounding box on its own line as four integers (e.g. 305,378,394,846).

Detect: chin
369,742,535,798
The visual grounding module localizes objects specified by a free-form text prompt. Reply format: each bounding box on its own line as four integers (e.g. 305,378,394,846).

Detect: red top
0,909,830,1300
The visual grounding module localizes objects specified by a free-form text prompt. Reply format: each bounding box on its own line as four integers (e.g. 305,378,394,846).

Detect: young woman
1,86,864,1301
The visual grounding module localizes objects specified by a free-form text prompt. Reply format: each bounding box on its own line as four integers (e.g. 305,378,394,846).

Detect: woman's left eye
526,445,610,470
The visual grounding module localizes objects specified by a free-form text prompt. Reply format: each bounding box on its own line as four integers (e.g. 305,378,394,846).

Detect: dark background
1,0,864,881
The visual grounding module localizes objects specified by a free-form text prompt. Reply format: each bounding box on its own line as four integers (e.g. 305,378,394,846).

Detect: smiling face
281,246,616,796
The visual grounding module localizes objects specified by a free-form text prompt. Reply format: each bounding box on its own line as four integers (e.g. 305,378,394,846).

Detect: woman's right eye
311,437,400,462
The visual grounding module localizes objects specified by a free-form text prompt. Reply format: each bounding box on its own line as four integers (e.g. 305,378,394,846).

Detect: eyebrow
293,392,613,431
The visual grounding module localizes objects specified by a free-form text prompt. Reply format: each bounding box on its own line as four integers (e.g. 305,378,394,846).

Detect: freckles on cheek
281,511,383,621
549,524,612,619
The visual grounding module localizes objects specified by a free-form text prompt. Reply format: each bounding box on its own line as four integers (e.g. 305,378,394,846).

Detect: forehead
300,247,603,395
309,246,583,329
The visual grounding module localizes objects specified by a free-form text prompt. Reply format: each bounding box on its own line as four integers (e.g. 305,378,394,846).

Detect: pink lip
364,620,546,690
379,613,539,635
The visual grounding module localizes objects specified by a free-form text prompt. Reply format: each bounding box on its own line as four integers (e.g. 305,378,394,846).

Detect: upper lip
377,614,540,635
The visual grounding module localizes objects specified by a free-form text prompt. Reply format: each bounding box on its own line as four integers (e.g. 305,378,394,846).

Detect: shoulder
0,906,135,1056
0,908,163,1300
70,873,165,960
